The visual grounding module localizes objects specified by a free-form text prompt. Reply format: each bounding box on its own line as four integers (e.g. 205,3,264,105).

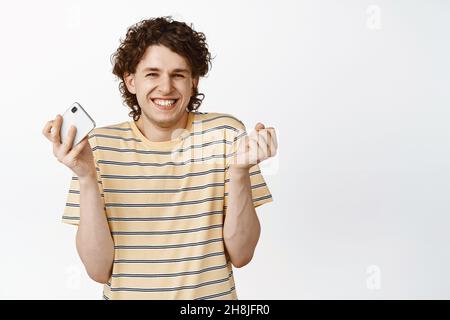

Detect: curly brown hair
111,16,213,121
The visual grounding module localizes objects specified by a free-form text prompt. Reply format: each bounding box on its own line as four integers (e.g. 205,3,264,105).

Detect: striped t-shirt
62,111,273,300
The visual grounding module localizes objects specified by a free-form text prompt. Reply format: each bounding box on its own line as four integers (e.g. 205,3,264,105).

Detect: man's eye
145,73,184,78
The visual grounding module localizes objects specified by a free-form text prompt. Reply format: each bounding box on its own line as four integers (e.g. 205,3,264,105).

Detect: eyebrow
142,67,190,74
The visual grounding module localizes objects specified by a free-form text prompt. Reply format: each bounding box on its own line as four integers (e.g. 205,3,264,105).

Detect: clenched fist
230,123,278,170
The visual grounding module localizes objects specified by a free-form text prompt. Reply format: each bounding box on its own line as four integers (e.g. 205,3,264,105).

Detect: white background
0,0,449,299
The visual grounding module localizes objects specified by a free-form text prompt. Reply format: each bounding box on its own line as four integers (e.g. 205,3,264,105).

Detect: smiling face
124,45,199,129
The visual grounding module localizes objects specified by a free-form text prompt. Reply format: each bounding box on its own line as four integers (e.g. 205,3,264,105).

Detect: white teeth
153,99,176,106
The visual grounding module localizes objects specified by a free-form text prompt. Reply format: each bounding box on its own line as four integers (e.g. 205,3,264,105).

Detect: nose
157,74,173,94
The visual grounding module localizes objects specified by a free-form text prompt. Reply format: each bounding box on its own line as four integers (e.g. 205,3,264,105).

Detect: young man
42,16,277,300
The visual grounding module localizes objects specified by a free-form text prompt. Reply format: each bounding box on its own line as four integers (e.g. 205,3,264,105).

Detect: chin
145,108,186,126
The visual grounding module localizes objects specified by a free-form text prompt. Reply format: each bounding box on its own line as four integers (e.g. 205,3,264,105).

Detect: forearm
223,166,261,268
76,175,114,283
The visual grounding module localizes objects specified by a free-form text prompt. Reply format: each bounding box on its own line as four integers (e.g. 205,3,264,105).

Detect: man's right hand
42,114,97,179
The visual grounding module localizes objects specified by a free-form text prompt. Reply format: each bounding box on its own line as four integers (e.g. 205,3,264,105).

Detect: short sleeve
61,132,104,226
223,121,273,212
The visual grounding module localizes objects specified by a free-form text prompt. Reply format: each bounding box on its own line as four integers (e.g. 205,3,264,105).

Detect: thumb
255,122,265,131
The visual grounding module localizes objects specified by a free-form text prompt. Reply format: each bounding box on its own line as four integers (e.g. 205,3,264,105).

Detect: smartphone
60,102,96,147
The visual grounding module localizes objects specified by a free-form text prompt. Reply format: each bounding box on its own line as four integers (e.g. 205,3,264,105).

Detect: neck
136,111,189,142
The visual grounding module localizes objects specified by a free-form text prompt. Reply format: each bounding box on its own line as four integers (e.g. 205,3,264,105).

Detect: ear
192,77,199,95
124,72,136,94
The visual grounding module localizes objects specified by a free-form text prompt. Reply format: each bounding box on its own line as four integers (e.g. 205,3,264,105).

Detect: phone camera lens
71,106,78,113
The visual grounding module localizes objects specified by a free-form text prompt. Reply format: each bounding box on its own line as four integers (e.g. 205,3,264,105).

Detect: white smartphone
60,102,96,147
